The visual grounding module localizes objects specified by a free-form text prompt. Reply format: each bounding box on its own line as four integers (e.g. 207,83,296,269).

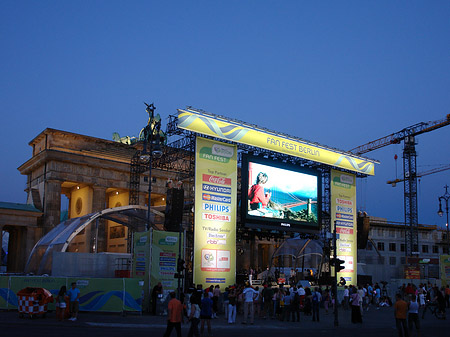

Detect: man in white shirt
242,283,258,324
343,286,349,310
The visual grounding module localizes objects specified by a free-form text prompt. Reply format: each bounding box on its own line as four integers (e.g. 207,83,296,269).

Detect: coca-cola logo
202,174,231,186
209,176,225,184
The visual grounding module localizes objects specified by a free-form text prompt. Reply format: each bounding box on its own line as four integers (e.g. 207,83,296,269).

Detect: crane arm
349,114,450,155
387,164,450,186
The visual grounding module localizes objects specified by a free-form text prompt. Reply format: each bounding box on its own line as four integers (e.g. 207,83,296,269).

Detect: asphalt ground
0,304,448,331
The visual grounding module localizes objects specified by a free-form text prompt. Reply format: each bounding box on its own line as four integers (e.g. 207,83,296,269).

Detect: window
400,244,405,252
378,242,385,251
390,257,396,265
433,245,439,254
400,257,406,264
422,245,429,253
422,232,428,240
389,230,396,238
377,228,384,237
413,244,418,252
389,243,396,252
377,256,385,264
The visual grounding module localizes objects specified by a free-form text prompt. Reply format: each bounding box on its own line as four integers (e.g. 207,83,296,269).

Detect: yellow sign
194,137,237,287
331,169,357,285
440,255,450,287
178,109,376,175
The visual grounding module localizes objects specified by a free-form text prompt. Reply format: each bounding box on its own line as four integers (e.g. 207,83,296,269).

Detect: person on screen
248,172,271,210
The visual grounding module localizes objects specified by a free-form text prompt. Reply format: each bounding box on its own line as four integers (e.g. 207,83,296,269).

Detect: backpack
293,292,300,305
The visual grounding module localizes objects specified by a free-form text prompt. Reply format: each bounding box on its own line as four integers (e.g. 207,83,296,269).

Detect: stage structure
138,107,378,286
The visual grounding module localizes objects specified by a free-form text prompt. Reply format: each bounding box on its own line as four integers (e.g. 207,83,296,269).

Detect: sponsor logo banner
336,220,354,228
195,137,236,287
331,170,357,284
203,203,230,213
202,193,231,203
202,174,232,186
336,213,354,220
336,227,354,235
202,213,231,222
202,183,232,194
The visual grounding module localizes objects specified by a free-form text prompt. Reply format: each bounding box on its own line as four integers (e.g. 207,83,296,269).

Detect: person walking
408,294,420,337
200,290,213,337
227,287,237,324
151,282,163,315
445,285,450,309
290,287,300,322
163,292,184,337
343,286,349,310
323,287,331,314
187,293,201,337
212,285,220,318
281,288,291,321
67,282,80,321
394,293,409,337
242,283,258,324
311,287,321,322
350,287,362,323
262,284,274,319
222,287,229,320
55,285,67,321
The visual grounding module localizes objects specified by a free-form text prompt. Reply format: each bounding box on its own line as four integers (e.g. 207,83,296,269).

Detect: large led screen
242,155,321,232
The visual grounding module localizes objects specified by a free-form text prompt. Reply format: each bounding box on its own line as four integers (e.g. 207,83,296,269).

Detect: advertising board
194,137,237,287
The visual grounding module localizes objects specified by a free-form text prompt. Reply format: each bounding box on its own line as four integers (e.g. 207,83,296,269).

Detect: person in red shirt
163,292,184,337
248,172,271,210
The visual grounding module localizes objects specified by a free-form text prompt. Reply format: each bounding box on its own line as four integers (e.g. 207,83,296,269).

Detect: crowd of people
393,283,449,337
160,281,449,337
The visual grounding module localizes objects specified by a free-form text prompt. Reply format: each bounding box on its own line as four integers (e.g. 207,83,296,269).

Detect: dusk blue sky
1,1,449,228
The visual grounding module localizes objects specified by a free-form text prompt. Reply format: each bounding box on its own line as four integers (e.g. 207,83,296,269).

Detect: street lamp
140,102,163,313
438,184,450,254
142,102,162,231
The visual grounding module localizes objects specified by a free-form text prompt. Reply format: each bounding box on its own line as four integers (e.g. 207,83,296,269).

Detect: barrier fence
0,276,143,313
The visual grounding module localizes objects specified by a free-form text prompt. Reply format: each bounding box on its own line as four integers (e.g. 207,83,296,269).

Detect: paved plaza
1,304,449,337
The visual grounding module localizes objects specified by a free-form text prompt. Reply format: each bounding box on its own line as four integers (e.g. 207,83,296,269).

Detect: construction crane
387,164,450,187
349,114,450,257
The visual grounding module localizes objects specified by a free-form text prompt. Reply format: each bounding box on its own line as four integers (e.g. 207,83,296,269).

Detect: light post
141,103,162,231
438,184,450,254
140,102,162,313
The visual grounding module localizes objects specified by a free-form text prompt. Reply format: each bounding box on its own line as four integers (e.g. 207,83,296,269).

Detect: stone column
91,186,107,252
43,180,62,234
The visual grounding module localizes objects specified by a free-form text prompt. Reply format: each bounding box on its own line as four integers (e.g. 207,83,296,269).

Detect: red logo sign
203,194,211,200
203,174,231,186
336,227,353,235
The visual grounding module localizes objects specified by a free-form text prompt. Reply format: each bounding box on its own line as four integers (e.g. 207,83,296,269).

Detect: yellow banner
178,109,376,175
194,137,237,287
331,169,357,285
440,255,450,287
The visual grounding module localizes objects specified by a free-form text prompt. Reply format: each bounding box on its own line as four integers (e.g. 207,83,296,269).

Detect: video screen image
246,161,319,225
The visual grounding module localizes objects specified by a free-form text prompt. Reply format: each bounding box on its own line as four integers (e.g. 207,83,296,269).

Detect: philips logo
203,203,231,213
